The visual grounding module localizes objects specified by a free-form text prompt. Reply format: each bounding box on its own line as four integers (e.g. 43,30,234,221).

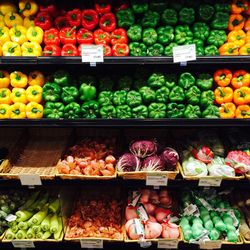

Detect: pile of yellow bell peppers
0,0,43,56
0,70,44,119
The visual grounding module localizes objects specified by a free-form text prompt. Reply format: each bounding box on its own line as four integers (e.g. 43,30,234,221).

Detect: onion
130,140,157,159
140,189,151,203
144,203,156,215
125,219,135,232
162,222,179,239
148,215,157,222
145,221,162,239
125,206,138,221
149,191,160,204
155,207,171,223
128,221,141,240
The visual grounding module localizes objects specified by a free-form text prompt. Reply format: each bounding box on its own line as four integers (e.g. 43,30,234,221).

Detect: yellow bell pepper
2,41,21,56
10,88,27,104
23,16,34,28
10,102,26,119
28,71,45,86
26,26,43,44
0,1,17,15
0,27,10,46
19,0,38,17
0,104,10,119
10,71,28,88
0,45,2,56
9,25,27,45
21,41,42,56
26,85,42,103
0,14,4,27
0,88,12,104
4,12,23,28
26,102,43,119
0,71,10,88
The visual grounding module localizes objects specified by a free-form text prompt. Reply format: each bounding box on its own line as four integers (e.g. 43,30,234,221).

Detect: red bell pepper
114,0,129,12
77,29,94,44
112,43,129,56
59,26,77,45
61,44,78,56
82,9,99,30
94,29,110,45
54,16,70,30
66,9,81,28
95,1,111,14
43,45,61,56
103,45,112,56
39,4,57,17
99,13,116,33
111,28,128,46
44,28,60,46
34,12,52,30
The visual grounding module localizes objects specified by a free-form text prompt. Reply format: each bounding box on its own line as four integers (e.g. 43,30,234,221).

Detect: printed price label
19,174,42,186
80,239,103,249
12,240,35,248
140,241,152,248
183,204,200,217
158,239,179,249
81,45,104,63
200,240,222,249
5,214,17,222
198,178,222,187
173,44,196,63
146,174,168,186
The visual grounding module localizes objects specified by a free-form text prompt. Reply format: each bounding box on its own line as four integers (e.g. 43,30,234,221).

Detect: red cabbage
117,153,141,172
161,147,179,170
141,155,165,171
130,140,157,159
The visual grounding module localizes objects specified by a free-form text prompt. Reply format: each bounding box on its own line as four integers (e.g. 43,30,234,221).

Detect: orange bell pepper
231,70,250,88
219,43,239,55
227,30,246,47
244,17,250,31
214,69,232,87
231,0,248,14
246,30,250,42
214,87,234,104
228,14,245,31
239,43,250,54
235,104,250,118
234,86,250,105
219,102,236,118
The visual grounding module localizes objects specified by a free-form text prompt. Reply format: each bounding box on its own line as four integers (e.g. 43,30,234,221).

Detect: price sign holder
81,45,104,66
12,240,35,248
173,44,196,65
199,177,222,187
200,240,222,249
146,173,168,186
80,239,103,249
19,174,42,186
158,239,179,249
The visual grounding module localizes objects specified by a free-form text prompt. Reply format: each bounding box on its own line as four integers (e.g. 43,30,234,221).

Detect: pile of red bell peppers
35,1,129,56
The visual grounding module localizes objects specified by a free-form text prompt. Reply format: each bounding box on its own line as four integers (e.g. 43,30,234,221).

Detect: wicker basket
245,173,250,180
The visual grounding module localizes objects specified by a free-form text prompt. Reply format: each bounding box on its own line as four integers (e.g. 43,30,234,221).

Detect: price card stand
173,44,196,66
19,174,42,186
199,240,222,249
198,177,222,187
80,239,103,249
12,240,35,249
158,239,179,249
81,45,104,67
146,173,168,187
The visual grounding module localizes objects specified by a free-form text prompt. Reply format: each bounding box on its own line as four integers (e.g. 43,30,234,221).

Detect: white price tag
80,239,103,249
200,240,222,249
19,174,42,186
158,239,179,249
146,174,168,186
12,240,35,248
81,45,104,63
140,241,152,248
173,44,196,63
199,178,222,187
5,214,17,222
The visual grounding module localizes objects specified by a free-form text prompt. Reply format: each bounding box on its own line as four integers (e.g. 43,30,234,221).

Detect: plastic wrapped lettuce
182,156,208,177
207,157,235,177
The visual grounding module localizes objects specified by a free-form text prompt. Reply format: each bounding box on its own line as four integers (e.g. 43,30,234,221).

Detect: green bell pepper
211,12,229,30
202,105,220,118
149,0,168,13
132,105,148,118
53,70,70,87
127,25,142,42
79,75,96,85
141,11,160,28
164,42,177,56
148,43,164,56
165,74,177,89
116,9,135,28
161,9,178,26
200,90,215,108
193,22,210,41
81,101,99,118
169,86,185,102
198,4,215,22
186,38,204,47
116,105,132,119
142,28,158,46
118,76,133,91
196,46,205,56
207,30,227,48
178,72,195,90
185,86,201,105
166,102,185,118
99,77,114,91
197,73,213,91
79,84,96,102
215,3,231,13
100,105,116,119
126,91,142,108
184,104,201,118
148,72,165,89
155,87,169,103
148,102,166,118
157,26,174,45
129,42,147,56
175,25,193,45
44,102,65,119
131,0,148,14
61,86,79,104
64,102,81,119
204,45,219,56
98,91,113,106
139,86,156,103
179,8,195,25
42,83,61,102
113,90,127,106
